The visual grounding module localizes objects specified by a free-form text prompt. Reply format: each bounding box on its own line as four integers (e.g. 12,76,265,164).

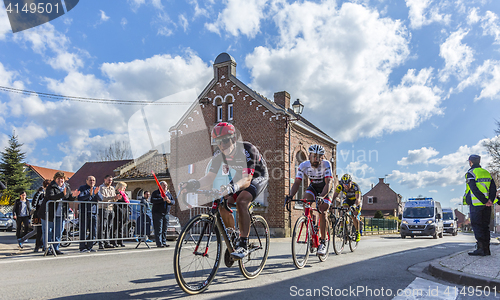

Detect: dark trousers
470,205,491,245
98,209,114,246
79,213,97,250
35,225,43,249
153,212,169,246
113,207,128,245
16,216,30,239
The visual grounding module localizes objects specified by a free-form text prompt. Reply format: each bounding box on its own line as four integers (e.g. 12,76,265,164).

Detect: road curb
428,259,500,289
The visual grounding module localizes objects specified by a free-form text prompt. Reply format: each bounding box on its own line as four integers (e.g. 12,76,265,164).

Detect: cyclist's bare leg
236,191,252,238
318,202,329,240
353,217,359,232
218,200,235,230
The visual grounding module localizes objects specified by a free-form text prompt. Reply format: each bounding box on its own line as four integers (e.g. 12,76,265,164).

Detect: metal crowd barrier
44,200,150,256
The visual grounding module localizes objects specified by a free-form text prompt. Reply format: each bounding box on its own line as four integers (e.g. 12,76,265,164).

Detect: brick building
25,164,75,195
169,53,338,237
362,178,402,217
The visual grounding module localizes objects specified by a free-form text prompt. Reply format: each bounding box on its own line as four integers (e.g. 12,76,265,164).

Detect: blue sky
0,0,499,212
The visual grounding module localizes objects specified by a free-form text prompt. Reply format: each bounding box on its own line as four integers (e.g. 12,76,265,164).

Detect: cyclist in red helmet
180,122,268,260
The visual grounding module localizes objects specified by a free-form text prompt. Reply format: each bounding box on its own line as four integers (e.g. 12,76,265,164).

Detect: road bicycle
285,197,330,269
173,189,270,295
331,206,359,254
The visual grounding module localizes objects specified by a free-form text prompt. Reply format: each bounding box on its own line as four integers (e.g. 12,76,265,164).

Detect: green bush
374,210,384,219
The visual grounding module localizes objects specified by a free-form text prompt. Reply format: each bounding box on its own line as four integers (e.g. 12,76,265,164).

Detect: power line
0,85,192,105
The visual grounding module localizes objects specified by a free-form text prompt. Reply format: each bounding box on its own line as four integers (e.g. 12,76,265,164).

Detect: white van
442,208,458,236
400,198,444,239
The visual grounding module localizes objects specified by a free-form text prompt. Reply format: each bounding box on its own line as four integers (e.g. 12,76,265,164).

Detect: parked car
0,211,16,231
129,200,181,241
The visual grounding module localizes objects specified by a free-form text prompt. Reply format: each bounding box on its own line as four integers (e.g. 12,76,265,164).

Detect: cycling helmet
211,122,236,144
340,174,352,185
308,144,325,155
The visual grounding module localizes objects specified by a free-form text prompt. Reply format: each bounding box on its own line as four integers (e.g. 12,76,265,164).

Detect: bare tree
97,141,132,161
483,120,500,182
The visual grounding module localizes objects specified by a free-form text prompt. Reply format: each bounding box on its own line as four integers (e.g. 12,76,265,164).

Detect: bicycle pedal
224,248,235,268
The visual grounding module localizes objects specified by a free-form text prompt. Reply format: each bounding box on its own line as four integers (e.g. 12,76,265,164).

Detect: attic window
373,197,377,203
368,196,373,204
217,105,223,122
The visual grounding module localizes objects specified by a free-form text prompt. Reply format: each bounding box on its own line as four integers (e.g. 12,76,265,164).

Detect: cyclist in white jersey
288,144,333,256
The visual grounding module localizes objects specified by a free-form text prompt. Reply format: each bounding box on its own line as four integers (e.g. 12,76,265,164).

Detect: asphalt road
0,231,496,300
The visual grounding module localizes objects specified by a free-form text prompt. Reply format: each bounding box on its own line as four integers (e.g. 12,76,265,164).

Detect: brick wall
362,178,402,217
169,57,337,237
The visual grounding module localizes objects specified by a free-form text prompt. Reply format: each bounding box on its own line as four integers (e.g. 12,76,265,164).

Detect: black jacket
151,190,175,215
32,189,45,218
13,199,32,218
41,181,76,221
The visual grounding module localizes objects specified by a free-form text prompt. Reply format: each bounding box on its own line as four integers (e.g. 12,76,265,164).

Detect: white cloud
481,10,500,43
246,2,443,142
0,5,10,40
467,7,480,25
100,10,110,23
450,198,462,205
389,137,494,189
338,161,375,192
13,23,84,72
405,0,451,29
205,0,270,38
398,147,439,166
0,133,8,151
12,123,47,145
121,18,128,28
188,0,214,18
429,190,438,193
457,59,500,101
438,29,474,82
179,14,188,32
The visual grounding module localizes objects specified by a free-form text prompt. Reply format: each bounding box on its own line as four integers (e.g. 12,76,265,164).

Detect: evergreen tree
0,133,32,205
374,210,384,219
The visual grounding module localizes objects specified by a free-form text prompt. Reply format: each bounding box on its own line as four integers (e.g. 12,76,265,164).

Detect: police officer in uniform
464,154,498,256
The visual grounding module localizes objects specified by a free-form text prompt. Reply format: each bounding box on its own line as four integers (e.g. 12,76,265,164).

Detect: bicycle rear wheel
239,215,270,279
318,227,330,262
174,215,221,295
332,219,345,255
292,216,310,269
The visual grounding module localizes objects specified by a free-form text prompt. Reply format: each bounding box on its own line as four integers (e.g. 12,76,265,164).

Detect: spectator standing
113,181,129,247
463,155,498,256
151,181,175,248
138,191,152,242
32,179,51,252
77,176,102,253
13,191,31,248
42,172,79,255
98,175,118,249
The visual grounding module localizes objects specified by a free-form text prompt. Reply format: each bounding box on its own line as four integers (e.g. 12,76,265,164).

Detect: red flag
152,171,166,198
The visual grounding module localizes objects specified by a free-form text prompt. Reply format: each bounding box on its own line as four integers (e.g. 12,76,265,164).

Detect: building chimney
274,91,290,109
378,178,384,184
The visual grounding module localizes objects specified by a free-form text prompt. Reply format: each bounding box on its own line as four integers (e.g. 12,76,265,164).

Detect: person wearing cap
463,154,498,256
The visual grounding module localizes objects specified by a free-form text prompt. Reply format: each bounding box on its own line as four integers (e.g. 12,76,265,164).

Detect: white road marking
0,246,173,264
392,277,457,300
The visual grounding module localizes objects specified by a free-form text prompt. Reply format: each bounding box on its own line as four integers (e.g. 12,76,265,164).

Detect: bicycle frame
192,193,264,259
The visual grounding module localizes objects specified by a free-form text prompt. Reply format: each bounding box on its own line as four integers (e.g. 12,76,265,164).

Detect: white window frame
217,105,223,122
368,196,373,204
228,103,233,121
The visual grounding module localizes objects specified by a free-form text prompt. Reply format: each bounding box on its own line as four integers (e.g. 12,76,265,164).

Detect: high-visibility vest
463,167,498,206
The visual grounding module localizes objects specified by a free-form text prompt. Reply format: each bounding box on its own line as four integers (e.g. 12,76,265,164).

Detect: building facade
362,178,402,217
169,53,337,237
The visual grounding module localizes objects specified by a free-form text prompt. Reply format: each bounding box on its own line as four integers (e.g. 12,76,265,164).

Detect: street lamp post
287,99,304,232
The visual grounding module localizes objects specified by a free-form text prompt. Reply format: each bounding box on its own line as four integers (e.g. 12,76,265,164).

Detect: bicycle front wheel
173,215,221,295
292,216,310,269
239,215,270,279
349,222,358,252
332,220,345,255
